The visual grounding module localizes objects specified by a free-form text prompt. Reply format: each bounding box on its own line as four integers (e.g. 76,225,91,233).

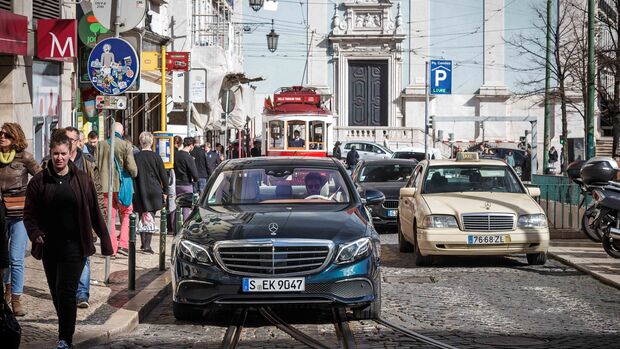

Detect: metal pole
531,121,538,177
176,206,183,235
161,46,167,132
128,213,136,291
424,61,429,160
543,0,552,174
224,89,230,158
586,0,596,159
105,0,122,284
159,207,167,271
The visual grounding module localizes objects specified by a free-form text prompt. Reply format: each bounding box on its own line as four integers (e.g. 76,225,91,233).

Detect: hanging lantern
266,19,279,53
249,0,264,12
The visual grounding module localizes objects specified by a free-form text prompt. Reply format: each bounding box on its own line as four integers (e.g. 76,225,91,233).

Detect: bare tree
507,0,588,171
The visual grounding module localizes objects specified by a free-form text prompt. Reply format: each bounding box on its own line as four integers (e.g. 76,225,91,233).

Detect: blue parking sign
430,60,452,95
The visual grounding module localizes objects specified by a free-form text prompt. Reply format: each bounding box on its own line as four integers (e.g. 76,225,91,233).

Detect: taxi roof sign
456,152,480,161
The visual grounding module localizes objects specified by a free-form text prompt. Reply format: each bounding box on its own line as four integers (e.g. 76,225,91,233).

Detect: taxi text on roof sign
456,152,480,161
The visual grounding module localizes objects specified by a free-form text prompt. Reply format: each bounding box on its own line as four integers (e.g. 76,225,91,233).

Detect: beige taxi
397,152,549,266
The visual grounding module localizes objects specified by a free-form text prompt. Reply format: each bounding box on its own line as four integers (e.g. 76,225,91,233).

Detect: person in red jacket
23,133,113,349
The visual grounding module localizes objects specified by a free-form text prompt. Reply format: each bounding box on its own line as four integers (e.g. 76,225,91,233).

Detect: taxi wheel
413,227,433,266
398,221,413,253
526,252,547,265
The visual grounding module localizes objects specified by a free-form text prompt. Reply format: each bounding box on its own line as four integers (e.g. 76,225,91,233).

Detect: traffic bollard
159,207,167,271
176,206,183,235
129,213,137,291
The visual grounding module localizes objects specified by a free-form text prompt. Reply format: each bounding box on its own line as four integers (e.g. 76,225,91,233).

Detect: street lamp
249,0,264,12
266,19,279,53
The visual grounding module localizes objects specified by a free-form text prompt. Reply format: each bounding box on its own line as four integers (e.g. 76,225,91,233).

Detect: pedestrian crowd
0,122,230,349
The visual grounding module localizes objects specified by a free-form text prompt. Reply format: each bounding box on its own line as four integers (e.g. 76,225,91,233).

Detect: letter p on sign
430,59,452,95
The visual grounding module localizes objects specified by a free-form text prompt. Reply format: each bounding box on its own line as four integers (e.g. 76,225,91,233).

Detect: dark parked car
490,147,526,176
171,157,383,321
351,159,417,230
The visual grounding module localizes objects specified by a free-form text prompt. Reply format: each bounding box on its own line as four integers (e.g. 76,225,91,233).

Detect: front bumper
171,254,379,307
416,227,549,256
368,204,398,227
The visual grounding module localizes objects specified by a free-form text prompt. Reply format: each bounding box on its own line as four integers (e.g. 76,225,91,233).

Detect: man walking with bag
95,122,138,257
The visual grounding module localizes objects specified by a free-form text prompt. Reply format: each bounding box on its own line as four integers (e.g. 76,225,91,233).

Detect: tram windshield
268,119,327,151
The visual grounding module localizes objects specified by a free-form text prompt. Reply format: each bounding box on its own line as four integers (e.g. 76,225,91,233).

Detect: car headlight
422,215,458,228
518,214,548,228
177,239,213,265
335,237,372,264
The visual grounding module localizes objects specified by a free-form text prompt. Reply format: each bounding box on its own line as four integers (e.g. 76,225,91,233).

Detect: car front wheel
413,225,433,266
173,301,206,321
398,220,413,253
526,252,547,265
353,277,381,320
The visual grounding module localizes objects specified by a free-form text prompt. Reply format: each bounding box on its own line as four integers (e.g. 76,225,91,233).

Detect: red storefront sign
37,19,77,60
166,52,190,71
0,10,28,56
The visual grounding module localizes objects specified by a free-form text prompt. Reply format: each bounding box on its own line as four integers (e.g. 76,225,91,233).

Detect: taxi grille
214,239,334,277
382,200,399,209
461,214,515,231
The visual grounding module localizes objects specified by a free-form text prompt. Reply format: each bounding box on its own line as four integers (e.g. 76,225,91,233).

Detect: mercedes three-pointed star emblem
484,202,492,210
268,222,279,236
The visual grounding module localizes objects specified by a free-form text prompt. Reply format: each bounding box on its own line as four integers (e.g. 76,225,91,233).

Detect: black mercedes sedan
171,157,383,321
351,159,417,230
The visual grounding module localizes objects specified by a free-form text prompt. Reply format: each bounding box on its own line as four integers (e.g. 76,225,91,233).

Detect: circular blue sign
88,37,139,95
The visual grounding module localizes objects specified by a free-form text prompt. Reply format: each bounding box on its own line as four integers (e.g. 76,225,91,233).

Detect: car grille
461,214,515,231
213,239,334,277
382,200,399,209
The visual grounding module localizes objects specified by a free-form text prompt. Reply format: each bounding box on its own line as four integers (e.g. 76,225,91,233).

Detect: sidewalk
549,239,620,290
18,234,174,349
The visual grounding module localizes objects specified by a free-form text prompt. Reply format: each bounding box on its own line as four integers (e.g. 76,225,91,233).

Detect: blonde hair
139,131,153,149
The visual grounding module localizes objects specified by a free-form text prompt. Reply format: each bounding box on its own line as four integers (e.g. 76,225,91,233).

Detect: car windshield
359,164,415,183
393,152,426,161
204,167,351,205
423,165,524,194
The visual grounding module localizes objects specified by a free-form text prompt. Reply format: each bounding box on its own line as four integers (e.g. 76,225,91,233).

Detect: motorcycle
567,160,604,242
581,158,620,258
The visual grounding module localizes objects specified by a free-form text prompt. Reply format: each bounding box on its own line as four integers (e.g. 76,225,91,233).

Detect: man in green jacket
95,122,138,256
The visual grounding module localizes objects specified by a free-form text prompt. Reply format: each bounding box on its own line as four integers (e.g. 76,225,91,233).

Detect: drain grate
474,336,548,347
382,275,435,284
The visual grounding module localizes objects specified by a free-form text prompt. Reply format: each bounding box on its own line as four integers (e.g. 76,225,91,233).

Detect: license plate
467,235,511,245
242,278,305,292
387,209,398,217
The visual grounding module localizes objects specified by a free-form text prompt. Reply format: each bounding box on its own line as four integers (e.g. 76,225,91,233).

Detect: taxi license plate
467,235,511,245
387,209,398,217
242,278,305,292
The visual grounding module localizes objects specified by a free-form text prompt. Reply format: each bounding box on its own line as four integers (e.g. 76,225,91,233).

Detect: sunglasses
0,131,13,140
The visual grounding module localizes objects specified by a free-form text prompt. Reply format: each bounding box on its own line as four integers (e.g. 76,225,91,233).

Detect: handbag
113,157,134,207
2,196,25,218
137,212,157,234
0,297,21,349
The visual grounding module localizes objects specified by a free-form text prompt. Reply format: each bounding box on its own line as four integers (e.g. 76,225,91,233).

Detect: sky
241,0,547,95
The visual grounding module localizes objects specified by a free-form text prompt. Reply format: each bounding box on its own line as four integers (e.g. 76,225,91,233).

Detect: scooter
592,187,620,258
567,160,604,242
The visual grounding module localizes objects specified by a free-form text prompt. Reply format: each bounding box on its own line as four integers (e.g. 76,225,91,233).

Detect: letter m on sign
37,19,77,60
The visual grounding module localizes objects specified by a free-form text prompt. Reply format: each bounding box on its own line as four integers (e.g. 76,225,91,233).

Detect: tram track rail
220,306,458,349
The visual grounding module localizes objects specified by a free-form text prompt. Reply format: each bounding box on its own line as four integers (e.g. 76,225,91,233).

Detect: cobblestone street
88,233,620,349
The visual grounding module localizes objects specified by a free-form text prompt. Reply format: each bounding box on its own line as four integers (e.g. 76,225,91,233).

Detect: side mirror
400,187,416,198
176,192,194,208
364,189,385,205
526,186,541,197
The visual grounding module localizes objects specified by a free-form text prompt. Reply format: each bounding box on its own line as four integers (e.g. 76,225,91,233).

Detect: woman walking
0,123,40,317
133,132,168,253
23,133,113,349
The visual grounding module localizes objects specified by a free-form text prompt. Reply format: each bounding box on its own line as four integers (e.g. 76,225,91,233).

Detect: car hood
358,182,406,199
182,205,370,245
422,192,543,216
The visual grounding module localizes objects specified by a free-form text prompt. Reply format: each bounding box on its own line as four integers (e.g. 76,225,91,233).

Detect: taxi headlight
335,238,371,264
422,215,458,228
518,214,548,228
178,239,213,265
